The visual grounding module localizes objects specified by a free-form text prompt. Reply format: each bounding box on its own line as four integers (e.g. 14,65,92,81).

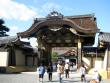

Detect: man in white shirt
64,62,70,78
80,65,86,82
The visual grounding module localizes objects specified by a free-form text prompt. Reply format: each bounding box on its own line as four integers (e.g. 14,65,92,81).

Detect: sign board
52,47,77,55
0,52,8,67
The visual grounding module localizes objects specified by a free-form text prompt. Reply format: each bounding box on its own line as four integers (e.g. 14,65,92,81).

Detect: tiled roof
18,13,99,38
0,36,18,45
98,32,110,42
66,14,97,30
82,46,98,52
82,46,105,54
0,36,38,53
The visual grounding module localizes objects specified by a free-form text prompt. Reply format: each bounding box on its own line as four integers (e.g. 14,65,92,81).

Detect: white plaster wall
15,49,25,66
103,49,110,69
103,49,108,70
82,57,91,67
0,52,8,67
82,57,103,69
108,50,110,68
94,58,103,70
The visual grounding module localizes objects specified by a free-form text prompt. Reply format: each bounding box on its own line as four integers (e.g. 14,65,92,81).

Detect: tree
51,52,58,62
0,19,9,37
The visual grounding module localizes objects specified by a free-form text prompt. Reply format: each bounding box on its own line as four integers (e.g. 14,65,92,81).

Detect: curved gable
18,12,99,38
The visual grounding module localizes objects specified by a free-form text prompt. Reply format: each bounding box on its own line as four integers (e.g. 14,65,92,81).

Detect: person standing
79,64,86,82
38,64,45,83
64,62,70,78
47,63,53,81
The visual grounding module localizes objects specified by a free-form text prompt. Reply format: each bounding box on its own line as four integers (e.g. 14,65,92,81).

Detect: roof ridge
65,13,95,18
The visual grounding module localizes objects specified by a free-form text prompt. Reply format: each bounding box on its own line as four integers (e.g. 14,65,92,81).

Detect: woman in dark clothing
47,63,53,81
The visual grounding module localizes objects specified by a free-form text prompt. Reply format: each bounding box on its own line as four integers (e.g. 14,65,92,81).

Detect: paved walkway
0,71,110,83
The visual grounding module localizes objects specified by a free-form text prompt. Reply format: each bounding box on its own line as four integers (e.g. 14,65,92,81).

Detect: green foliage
0,19,9,37
51,52,58,62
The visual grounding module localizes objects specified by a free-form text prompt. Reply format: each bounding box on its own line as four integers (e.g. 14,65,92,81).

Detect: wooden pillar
25,55,27,66
91,55,93,68
107,43,110,78
37,37,51,65
33,56,35,66
77,38,82,68
45,45,52,64
8,44,16,66
37,39,43,65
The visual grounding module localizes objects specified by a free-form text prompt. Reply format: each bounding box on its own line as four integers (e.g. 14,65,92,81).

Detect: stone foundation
6,66,37,73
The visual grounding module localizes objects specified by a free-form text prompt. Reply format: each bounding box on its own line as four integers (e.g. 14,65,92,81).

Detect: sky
0,0,110,47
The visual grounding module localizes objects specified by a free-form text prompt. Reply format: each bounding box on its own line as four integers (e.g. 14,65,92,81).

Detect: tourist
89,79,98,83
47,63,53,81
90,70,101,83
38,64,45,82
79,64,86,82
57,62,64,83
69,62,74,73
70,62,74,68
64,62,70,78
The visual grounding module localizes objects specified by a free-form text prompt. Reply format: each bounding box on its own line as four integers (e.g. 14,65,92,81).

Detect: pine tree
0,19,9,37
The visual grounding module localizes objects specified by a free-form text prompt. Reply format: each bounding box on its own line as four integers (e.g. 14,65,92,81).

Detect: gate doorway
70,58,77,66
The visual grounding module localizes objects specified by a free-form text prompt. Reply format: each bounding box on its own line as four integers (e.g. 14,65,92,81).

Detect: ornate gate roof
17,11,99,38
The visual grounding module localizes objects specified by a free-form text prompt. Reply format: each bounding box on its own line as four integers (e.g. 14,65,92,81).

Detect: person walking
64,62,70,78
90,70,101,83
79,64,86,82
47,63,53,81
57,62,64,83
38,64,45,83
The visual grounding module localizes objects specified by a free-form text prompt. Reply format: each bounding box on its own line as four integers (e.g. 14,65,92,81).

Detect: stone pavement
0,71,110,83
